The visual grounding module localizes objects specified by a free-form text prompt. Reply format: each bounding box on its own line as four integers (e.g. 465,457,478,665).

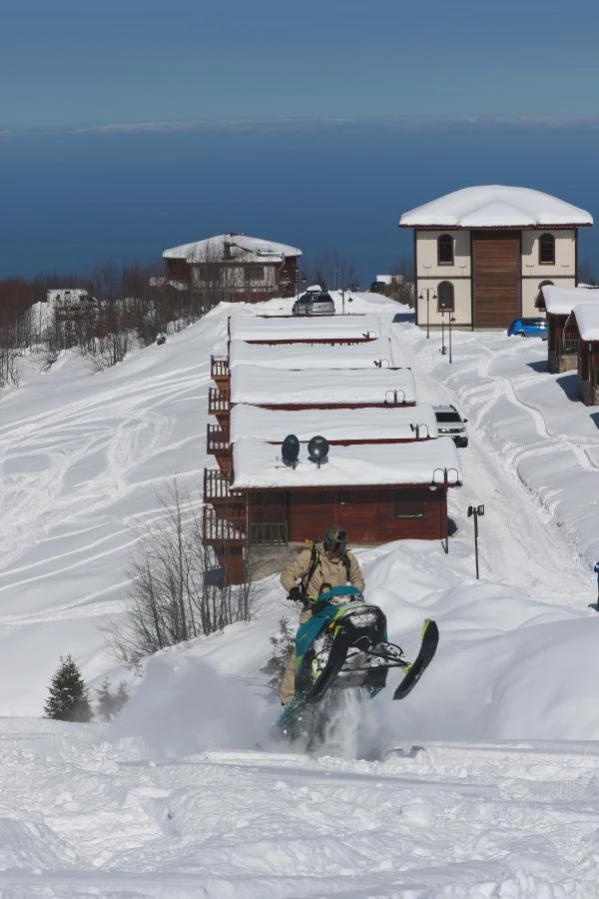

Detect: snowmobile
275,585,438,741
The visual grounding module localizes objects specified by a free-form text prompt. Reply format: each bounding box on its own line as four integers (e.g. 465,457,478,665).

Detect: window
247,266,265,282
437,281,454,312
437,234,454,265
338,491,353,505
390,489,428,519
539,234,555,265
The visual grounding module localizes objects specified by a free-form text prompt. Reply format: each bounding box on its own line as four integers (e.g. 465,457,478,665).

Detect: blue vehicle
507,317,548,339
275,586,439,741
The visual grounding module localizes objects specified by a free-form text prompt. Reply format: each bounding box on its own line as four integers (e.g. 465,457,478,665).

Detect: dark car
507,317,548,339
292,292,335,316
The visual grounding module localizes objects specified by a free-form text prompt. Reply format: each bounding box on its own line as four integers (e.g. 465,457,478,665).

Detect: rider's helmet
323,526,347,555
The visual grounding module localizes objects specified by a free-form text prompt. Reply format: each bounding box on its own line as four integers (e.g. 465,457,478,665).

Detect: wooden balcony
211,355,230,385
208,386,230,417
207,423,230,453
202,504,245,545
203,468,243,504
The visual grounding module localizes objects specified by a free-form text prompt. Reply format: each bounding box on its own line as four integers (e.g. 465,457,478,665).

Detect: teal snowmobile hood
295,586,382,664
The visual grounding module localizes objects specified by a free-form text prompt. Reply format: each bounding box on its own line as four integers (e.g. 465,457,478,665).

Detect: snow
571,303,599,340
228,312,382,342
231,435,461,489
229,364,417,405
542,284,599,315
399,184,593,228
229,403,439,443
229,335,395,369
4,297,599,893
162,232,302,263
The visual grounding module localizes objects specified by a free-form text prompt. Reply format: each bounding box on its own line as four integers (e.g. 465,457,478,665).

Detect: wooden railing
208,386,230,414
202,505,244,543
203,468,241,502
248,521,289,546
206,424,230,454
211,356,229,379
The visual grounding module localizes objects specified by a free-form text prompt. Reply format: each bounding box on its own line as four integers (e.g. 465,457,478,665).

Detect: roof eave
399,222,592,230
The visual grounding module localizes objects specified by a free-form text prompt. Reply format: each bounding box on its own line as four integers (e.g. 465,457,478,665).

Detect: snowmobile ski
393,619,439,700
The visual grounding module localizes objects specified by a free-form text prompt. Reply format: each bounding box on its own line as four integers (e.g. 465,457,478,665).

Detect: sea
1,120,599,283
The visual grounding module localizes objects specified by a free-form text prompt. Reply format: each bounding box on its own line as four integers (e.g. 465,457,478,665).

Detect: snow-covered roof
231,437,461,490
229,404,438,444
229,337,395,370
228,314,381,342
399,186,593,229
229,365,417,406
541,285,599,316
376,275,393,284
571,304,599,341
163,233,302,264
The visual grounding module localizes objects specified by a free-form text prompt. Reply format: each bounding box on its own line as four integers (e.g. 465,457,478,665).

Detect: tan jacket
280,542,365,598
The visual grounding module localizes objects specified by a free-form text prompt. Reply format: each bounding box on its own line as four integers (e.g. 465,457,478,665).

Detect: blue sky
2,0,599,130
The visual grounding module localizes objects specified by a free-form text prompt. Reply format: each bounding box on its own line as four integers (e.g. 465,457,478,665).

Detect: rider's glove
288,586,303,603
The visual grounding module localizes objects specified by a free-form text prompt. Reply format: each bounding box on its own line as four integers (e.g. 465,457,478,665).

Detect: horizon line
2,115,599,141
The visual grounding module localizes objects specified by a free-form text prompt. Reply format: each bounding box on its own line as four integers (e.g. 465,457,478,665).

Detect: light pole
418,289,437,339
467,504,485,579
440,309,447,355
449,315,456,364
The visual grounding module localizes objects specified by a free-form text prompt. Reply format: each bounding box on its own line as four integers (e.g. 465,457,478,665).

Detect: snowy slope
1,295,599,895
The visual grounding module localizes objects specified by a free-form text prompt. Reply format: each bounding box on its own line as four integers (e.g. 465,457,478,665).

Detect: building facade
400,186,592,331
162,233,302,302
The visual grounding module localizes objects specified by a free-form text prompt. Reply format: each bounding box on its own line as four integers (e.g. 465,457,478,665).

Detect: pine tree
45,655,93,722
261,618,294,694
114,681,130,715
96,676,115,722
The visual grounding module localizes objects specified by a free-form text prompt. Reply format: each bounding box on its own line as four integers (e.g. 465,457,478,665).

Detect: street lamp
467,504,485,579
418,289,437,339
440,309,447,355
448,315,456,364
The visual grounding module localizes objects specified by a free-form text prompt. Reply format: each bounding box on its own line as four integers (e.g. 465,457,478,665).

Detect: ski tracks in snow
1,721,599,897
390,327,593,605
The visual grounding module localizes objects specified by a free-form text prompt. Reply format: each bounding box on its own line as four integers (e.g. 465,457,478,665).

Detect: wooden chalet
202,311,462,586
232,436,461,546
162,233,302,301
564,305,599,405
536,285,599,373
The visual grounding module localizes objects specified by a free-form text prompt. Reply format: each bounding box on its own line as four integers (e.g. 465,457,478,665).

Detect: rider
279,526,365,705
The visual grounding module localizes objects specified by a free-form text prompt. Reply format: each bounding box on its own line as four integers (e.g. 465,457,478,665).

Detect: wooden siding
245,485,447,544
547,313,578,374
578,340,599,405
472,231,520,328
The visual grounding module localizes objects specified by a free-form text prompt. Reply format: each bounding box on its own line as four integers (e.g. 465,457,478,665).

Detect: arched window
437,234,454,265
437,281,454,312
535,279,554,310
539,233,555,265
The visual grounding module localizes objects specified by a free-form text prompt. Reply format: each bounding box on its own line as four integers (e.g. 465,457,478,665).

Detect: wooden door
472,231,520,328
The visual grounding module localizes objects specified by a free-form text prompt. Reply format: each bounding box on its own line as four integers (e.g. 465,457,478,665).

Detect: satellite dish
307,435,329,467
281,434,300,468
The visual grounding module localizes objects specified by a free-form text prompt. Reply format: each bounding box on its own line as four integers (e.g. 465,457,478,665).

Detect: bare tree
390,256,416,306
578,257,599,287
104,478,255,669
308,250,359,292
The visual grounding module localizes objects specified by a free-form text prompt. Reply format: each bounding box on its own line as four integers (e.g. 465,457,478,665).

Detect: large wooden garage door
472,231,520,328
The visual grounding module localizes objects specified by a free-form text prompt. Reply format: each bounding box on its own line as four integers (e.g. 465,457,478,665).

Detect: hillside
1,293,599,895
